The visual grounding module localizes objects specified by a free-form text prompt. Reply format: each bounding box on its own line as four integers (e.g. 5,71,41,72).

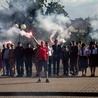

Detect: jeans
53,56,60,75
25,58,32,76
16,58,24,76
2,60,6,75
4,59,10,75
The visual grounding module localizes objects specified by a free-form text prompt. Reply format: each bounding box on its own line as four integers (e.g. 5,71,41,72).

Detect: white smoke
90,32,98,40
0,26,20,48
0,0,71,48
89,15,98,40
0,0,36,48
0,25,33,48
36,11,71,43
1,0,36,15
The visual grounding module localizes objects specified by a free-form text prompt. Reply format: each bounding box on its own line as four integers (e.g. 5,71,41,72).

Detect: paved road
0,66,98,98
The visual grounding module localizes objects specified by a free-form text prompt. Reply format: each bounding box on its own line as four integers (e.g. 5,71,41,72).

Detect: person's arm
32,36,40,46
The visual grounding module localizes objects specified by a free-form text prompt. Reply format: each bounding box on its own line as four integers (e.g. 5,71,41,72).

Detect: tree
0,0,69,45
2,0,68,29
45,1,68,16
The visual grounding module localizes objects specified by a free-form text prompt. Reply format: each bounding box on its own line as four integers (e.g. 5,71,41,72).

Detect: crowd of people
0,36,98,83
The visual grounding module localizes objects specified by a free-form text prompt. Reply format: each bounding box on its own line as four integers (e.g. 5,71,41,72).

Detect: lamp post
14,24,26,42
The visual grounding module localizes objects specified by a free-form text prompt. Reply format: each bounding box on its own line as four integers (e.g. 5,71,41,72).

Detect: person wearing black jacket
70,40,78,75
24,43,34,77
14,42,24,77
61,45,70,76
1,44,6,76
52,39,62,76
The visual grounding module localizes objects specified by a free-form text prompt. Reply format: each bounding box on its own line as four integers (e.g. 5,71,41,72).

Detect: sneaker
46,79,49,83
37,79,41,83
67,73,71,76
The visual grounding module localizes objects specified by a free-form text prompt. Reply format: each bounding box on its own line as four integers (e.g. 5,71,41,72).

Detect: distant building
70,17,91,33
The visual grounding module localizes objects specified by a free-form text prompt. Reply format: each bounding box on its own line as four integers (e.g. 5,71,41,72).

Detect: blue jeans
2,60,6,75
16,58,24,76
25,58,32,76
4,59,10,75
53,56,60,75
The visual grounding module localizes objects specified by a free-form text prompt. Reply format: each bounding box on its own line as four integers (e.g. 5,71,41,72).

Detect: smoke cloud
0,0,71,48
35,11,71,43
89,15,98,40
0,0,36,48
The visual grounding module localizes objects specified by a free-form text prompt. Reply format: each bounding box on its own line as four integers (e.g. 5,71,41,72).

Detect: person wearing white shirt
78,43,89,76
45,41,53,77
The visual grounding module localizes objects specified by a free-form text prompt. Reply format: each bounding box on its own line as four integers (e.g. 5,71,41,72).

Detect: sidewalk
0,67,98,98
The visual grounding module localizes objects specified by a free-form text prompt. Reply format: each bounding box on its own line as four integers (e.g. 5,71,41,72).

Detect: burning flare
5,41,13,45
20,30,33,38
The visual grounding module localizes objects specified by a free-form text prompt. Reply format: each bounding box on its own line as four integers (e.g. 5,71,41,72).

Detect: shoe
16,75,21,77
1,74,6,76
5,74,9,76
90,74,95,77
67,73,71,76
82,74,86,77
37,79,41,83
9,75,14,77
72,73,76,76
46,79,49,83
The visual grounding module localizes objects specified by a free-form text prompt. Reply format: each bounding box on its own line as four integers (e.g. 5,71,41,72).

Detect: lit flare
20,30,33,38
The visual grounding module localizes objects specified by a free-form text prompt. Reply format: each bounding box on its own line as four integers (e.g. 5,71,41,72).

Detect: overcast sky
0,0,98,19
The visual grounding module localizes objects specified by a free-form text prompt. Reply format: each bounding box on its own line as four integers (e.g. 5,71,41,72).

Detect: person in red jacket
32,36,49,83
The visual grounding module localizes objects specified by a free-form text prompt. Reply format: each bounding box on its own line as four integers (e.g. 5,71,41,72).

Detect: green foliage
45,1,68,16
2,0,68,29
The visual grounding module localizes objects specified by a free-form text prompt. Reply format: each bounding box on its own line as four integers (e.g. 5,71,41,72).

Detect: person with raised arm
32,35,49,83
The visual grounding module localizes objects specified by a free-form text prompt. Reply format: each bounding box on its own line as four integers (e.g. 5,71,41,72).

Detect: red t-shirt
38,46,48,61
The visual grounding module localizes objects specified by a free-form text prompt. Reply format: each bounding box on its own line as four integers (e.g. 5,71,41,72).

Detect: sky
0,0,98,19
